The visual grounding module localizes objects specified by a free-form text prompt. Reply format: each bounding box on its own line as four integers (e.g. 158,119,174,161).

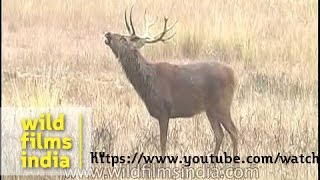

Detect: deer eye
120,37,127,42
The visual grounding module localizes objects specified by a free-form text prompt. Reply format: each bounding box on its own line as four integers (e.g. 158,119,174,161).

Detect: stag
104,7,238,158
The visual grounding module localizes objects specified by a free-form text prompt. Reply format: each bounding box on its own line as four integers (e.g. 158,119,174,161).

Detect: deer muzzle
104,32,111,45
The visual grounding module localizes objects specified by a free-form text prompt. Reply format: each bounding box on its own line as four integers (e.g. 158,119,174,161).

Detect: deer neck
118,48,157,101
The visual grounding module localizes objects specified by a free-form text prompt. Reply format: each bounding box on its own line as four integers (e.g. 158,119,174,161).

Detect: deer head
104,6,177,51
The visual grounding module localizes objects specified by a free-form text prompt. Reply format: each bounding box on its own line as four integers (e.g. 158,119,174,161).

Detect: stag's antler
124,9,131,34
144,17,177,43
124,6,177,43
142,9,158,38
125,5,136,35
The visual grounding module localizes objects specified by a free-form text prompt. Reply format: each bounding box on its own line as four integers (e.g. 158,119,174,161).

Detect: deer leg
219,112,238,158
206,110,224,156
158,116,169,157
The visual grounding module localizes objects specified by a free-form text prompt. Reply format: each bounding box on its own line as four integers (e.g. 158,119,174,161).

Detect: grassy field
2,0,318,179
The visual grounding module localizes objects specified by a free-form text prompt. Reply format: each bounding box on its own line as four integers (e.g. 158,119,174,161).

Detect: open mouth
104,33,111,45
105,39,110,45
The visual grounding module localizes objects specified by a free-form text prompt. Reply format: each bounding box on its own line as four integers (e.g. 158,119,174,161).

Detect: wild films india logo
21,113,73,169
1,108,92,175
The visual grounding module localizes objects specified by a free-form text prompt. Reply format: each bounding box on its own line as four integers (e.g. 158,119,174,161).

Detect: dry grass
2,0,318,179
